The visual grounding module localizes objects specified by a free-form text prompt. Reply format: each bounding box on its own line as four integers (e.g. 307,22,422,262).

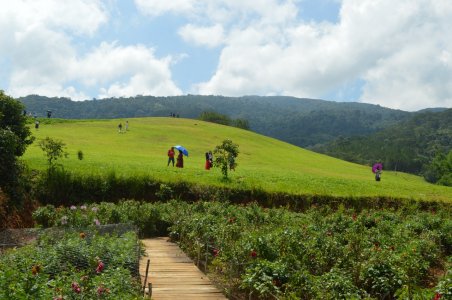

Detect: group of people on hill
167,147,236,171
167,147,184,168
167,147,210,170
117,121,129,133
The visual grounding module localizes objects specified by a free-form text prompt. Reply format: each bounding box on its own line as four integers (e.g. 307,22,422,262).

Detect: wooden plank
140,237,227,300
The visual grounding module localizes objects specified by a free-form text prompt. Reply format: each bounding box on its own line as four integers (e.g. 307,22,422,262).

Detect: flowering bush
0,230,143,299
166,201,451,299
31,200,452,299
33,200,171,236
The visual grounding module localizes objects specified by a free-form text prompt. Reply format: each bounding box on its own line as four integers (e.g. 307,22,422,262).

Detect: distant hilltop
19,94,416,148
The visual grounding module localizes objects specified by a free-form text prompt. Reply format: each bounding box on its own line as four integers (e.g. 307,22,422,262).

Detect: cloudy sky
1,0,451,111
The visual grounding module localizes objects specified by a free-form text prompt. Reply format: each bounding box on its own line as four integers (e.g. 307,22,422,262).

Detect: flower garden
0,225,143,299
24,200,452,299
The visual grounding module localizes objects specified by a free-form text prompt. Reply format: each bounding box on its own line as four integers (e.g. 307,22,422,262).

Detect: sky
1,0,452,111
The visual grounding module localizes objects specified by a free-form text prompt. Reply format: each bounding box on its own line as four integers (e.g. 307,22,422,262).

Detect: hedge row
34,169,450,212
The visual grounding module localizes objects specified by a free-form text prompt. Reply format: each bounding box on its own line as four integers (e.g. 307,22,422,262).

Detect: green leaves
0,231,142,299
0,91,34,202
38,137,68,168
213,139,239,179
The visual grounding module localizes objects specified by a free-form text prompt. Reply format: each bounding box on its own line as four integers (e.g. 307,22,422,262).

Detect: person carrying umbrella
372,162,383,181
173,145,188,168
176,150,184,168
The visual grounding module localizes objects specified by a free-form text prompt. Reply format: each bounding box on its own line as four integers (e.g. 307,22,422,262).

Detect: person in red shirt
167,147,175,166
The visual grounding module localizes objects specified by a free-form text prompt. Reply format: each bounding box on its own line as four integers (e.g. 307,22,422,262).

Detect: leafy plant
38,137,68,169
213,139,239,179
0,90,34,202
0,230,143,299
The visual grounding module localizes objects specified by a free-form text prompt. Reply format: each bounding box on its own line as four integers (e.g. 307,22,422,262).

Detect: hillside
315,109,452,177
22,117,451,202
19,95,411,148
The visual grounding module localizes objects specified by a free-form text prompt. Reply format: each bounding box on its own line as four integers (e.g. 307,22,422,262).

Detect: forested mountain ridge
19,94,411,148
314,109,452,184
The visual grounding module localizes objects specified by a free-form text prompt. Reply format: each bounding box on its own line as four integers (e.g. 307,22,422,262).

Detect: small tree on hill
213,139,239,179
38,137,68,171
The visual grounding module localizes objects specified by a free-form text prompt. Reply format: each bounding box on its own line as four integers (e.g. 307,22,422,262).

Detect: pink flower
71,282,81,294
97,285,110,296
80,205,87,210
70,205,77,210
213,249,219,257
96,260,104,273
94,219,101,226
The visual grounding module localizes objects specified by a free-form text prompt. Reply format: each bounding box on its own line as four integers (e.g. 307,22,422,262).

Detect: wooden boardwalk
140,237,227,300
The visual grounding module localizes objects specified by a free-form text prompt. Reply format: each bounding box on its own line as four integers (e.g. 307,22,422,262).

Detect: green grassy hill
22,117,451,202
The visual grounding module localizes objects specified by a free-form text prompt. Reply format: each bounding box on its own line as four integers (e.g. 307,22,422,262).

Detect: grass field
22,117,451,202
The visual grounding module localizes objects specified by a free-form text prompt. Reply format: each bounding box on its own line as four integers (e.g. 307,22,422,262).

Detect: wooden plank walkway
140,237,227,300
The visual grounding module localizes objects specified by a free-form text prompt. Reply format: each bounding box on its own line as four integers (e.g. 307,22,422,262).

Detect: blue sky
1,0,451,111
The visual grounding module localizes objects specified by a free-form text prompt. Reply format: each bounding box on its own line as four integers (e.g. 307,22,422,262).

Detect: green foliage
155,183,174,201
200,110,250,130
21,117,452,202
164,201,451,299
316,109,452,181
213,139,239,179
423,150,452,186
199,110,231,126
33,201,171,237
0,90,34,202
0,230,143,299
361,260,402,297
19,94,410,148
232,118,250,130
38,136,68,169
31,200,452,299
436,269,452,298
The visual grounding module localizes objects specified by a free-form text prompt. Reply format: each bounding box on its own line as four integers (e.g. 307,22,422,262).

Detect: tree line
19,94,411,148
314,109,452,186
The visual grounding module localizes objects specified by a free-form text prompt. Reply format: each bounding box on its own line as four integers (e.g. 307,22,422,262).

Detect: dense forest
314,109,452,185
19,94,410,148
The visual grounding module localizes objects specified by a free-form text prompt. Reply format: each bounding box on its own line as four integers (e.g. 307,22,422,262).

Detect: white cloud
80,42,182,98
178,24,225,48
0,0,181,100
2,0,452,110
192,0,452,110
0,0,108,36
10,83,89,102
134,0,196,17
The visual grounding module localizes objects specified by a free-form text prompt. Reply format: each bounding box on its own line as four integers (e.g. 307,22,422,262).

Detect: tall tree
0,91,34,200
